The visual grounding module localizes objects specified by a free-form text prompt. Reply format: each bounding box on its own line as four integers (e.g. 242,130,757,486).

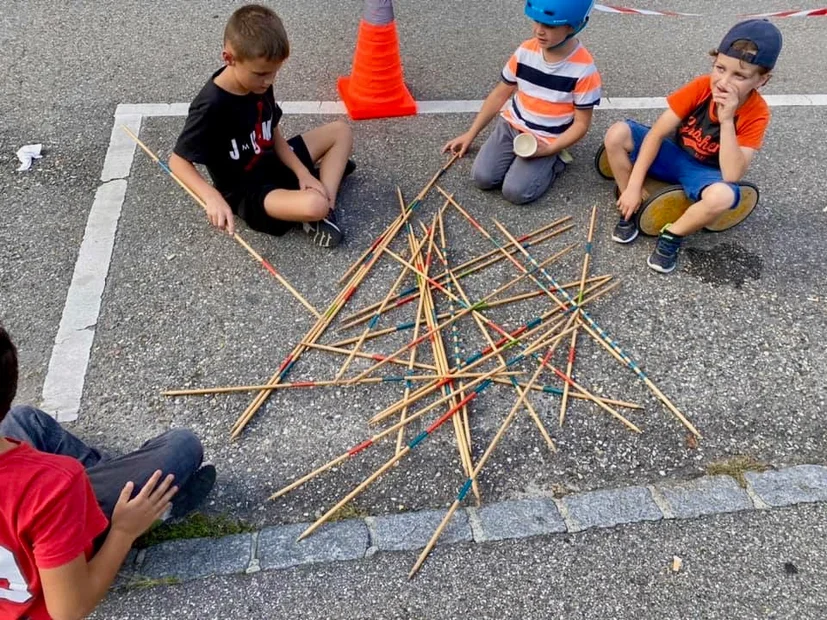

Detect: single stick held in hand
121,126,321,321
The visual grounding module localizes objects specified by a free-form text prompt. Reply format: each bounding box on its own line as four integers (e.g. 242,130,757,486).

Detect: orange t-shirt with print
666,75,770,168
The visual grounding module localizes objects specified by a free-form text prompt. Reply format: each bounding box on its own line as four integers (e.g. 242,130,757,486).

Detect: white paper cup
513,133,538,158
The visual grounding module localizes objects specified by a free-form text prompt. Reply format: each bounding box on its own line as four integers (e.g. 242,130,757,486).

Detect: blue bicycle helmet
525,0,596,35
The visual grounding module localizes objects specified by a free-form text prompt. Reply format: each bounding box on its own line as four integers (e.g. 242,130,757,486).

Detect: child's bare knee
604,122,631,149
303,192,330,220
702,183,736,213
332,120,353,146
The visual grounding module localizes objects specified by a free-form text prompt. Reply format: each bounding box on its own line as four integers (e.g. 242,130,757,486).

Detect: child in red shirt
0,326,214,619
602,19,782,273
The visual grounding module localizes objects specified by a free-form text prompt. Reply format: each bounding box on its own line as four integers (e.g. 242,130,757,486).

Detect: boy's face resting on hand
532,21,574,51
222,47,284,95
709,53,770,109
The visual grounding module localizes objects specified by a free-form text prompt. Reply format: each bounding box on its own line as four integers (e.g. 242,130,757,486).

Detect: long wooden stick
161,372,524,396
122,127,322,321
560,205,598,427
409,335,567,578
338,154,459,285
303,342,438,371
422,213,478,501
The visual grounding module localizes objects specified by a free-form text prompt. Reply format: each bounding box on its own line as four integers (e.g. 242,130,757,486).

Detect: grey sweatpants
471,117,566,205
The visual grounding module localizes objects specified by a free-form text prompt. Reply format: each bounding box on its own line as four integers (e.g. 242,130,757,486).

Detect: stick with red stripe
232,181,429,438
560,205,598,427
121,126,321,320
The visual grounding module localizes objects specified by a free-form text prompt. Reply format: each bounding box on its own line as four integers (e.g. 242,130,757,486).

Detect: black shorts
233,135,316,236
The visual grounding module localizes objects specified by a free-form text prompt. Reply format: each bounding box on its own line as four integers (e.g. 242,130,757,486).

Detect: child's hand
532,141,556,158
713,83,739,123
617,186,643,221
205,195,236,236
298,173,330,206
442,132,475,158
111,471,178,540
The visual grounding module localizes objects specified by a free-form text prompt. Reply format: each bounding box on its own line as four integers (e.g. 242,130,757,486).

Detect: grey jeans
471,117,566,205
0,405,203,520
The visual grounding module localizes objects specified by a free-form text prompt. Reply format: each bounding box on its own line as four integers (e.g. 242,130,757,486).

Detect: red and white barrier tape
594,4,827,17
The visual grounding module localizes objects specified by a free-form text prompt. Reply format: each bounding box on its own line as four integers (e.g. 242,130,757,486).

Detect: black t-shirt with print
174,67,284,205
674,96,722,167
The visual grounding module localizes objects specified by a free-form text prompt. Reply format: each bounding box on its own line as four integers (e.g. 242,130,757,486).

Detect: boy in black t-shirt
171,4,354,248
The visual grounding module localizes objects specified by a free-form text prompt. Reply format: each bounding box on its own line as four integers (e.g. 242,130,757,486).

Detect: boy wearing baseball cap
603,19,783,273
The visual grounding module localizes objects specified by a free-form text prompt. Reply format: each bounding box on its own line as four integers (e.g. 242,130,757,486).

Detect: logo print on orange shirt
679,115,720,159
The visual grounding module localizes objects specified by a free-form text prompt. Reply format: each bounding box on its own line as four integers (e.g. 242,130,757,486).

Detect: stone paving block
657,475,753,519
258,520,369,570
369,509,472,551
745,465,827,507
562,486,662,532
475,498,566,542
140,534,251,581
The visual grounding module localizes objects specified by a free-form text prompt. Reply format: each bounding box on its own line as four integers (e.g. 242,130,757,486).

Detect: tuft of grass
329,503,371,522
124,576,181,590
706,455,771,487
134,513,255,549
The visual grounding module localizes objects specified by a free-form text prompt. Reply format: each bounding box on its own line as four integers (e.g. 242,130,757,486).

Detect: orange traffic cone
338,0,417,120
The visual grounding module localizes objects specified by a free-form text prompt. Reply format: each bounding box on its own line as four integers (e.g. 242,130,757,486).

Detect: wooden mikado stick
161,372,524,396
560,205,598,427
338,154,459,285
121,126,321,321
411,210,478,500
408,333,568,578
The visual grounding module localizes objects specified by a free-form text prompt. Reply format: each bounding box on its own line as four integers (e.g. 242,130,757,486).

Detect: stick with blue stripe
408,336,565,579
491,218,701,439
560,205,598,427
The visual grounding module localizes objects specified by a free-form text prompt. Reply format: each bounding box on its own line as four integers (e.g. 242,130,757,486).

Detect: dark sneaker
647,229,684,274
344,159,356,178
302,214,343,248
170,464,216,520
612,217,639,244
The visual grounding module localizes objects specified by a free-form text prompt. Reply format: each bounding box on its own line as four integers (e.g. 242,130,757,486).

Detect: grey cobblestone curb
118,464,827,586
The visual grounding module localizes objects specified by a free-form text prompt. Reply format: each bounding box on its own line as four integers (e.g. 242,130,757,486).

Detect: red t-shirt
0,440,108,620
666,75,770,167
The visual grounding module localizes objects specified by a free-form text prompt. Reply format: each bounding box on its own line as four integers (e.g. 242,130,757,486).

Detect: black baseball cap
718,19,783,70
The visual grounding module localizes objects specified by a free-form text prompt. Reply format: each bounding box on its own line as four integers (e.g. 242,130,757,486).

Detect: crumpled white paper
16,143,43,171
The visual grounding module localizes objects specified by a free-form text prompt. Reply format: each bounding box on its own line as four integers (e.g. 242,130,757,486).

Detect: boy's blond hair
224,4,289,62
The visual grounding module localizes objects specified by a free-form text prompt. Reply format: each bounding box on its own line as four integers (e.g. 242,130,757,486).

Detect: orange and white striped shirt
501,39,602,143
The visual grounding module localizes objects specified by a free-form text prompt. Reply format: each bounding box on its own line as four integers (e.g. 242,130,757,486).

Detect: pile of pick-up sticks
137,140,702,579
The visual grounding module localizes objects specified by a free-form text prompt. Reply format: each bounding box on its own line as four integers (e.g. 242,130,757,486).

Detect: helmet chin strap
547,18,588,49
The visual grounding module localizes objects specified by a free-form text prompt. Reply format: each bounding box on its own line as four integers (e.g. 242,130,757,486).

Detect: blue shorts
626,120,740,208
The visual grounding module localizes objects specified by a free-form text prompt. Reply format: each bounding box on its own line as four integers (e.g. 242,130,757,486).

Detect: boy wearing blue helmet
604,19,782,273
443,0,601,205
